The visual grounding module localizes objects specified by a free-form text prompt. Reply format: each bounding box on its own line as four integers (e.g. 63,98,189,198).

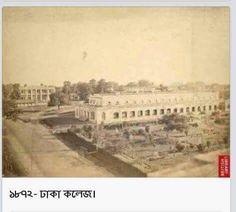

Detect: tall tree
96,79,107,93
126,82,137,87
10,83,21,100
138,80,151,87
3,84,21,119
158,114,189,137
89,79,97,94
62,81,71,94
77,82,92,101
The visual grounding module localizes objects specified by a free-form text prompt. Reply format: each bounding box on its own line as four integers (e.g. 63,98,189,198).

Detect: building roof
90,90,218,98
20,85,55,90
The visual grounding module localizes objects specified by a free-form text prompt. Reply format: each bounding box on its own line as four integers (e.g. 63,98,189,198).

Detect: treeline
48,79,156,106
3,84,21,119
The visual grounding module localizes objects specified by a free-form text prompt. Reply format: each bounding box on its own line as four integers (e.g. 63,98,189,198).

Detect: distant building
124,84,168,93
124,85,156,93
69,93,80,101
18,84,55,107
75,91,221,125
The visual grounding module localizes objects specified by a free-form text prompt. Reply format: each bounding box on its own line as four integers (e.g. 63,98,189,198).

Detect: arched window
214,105,217,111
167,108,171,114
192,107,195,112
130,111,135,117
113,112,119,119
174,108,178,113
186,107,190,113
209,105,212,111
145,110,150,116
138,110,143,117
160,109,165,115
197,106,201,112
180,108,184,113
153,109,157,115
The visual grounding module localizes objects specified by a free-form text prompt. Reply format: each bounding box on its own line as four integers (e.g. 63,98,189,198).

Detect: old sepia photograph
2,7,230,177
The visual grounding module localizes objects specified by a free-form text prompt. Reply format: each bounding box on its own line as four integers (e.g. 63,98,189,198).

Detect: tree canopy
158,114,189,134
3,84,21,119
48,79,161,106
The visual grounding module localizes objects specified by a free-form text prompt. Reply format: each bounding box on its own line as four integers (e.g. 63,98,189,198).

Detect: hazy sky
3,7,230,86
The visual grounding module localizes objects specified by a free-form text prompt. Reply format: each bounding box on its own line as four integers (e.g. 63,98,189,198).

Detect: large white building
75,91,223,125
17,85,55,107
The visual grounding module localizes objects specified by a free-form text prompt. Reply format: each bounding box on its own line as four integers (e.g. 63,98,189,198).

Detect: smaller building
124,85,157,93
69,93,80,101
18,84,55,107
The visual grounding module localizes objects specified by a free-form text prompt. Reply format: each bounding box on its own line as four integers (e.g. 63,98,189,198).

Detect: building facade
18,85,55,107
75,91,223,125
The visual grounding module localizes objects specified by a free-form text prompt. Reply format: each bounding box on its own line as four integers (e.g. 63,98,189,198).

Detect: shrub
138,129,145,135
175,142,185,152
196,143,205,152
145,125,150,133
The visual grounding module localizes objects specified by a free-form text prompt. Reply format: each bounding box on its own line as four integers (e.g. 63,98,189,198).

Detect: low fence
65,131,146,177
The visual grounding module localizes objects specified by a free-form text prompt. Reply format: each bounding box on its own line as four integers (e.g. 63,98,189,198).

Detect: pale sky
3,7,230,86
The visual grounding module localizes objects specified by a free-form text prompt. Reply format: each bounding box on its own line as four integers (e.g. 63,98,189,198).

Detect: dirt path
3,119,113,177
147,149,229,177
